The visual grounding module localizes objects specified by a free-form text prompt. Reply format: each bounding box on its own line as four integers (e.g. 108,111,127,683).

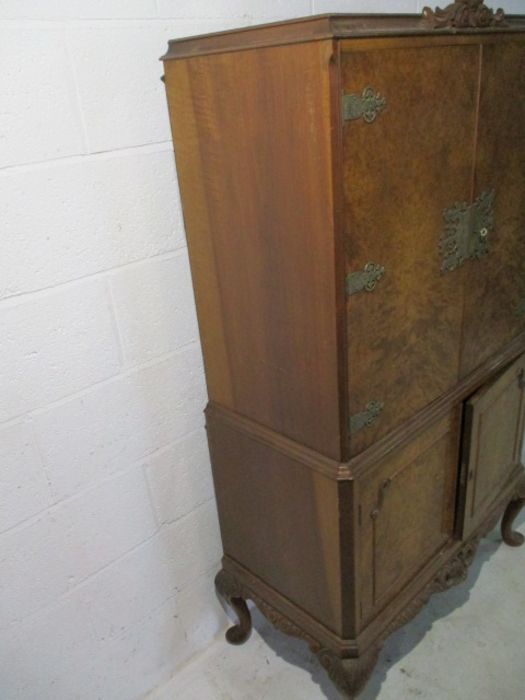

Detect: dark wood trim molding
205,402,344,480
162,12,525,60
207,329,525,481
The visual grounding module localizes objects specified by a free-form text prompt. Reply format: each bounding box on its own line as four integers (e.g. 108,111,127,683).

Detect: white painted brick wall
109,250,200,366
0,422,54,532
2,1,524,699
1,280,121,420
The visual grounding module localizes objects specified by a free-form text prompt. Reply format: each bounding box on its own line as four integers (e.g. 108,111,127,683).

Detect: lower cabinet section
208,356,525,699
357,411,461,625
357,353,525,627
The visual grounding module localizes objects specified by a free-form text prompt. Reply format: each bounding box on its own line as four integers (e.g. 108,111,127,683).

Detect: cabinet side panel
207,410,344,635
164,41,342,460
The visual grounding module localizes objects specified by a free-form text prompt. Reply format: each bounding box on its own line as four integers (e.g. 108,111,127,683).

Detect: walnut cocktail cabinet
162,6,525,697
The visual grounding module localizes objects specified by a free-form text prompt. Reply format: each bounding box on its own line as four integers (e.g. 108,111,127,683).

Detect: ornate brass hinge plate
346,262,385,297
440,189,495,273
349,401,384,435
342,86,386,123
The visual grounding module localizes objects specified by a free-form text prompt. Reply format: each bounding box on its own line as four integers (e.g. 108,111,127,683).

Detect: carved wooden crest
423,1,507,28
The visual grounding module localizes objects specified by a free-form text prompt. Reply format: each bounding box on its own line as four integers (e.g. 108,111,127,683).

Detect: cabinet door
460,40,525,376
458,353,525,539
342,44,479,456
358,411,460,624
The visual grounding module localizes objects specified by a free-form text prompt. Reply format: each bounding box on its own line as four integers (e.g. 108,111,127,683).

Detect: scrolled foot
317,647,379,699
502,499,525,547
215,569,252,645
501,476,525,547
225,597,251,645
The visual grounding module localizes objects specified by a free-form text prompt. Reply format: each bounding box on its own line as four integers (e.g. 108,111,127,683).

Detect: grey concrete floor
150,514,525,700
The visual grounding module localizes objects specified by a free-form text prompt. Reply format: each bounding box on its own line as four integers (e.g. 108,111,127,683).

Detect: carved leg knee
501,475,525,547
215,569,252,645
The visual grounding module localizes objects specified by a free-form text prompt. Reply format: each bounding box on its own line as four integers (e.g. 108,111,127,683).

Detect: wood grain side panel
164,41,342,459
460,40,525,376
163,62,234,407
341,45,479,455
206,409,345,635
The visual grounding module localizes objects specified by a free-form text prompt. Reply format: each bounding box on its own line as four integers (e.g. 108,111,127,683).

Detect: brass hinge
349,401,384,435
342,86,386,123
346,262,385,297
440,189,495,273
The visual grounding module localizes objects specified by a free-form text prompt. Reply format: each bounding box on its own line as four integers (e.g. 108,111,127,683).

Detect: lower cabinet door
358,411,461,624
457,353,525,539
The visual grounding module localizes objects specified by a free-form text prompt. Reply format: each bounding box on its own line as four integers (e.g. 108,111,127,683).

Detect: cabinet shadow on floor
219,515,524,700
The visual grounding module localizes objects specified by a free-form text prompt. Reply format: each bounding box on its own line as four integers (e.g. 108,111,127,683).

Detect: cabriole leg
501,475,525,547
215,569,252,645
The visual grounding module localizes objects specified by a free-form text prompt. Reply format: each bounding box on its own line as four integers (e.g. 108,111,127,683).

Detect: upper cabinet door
461,40,525,377
341,44,479,455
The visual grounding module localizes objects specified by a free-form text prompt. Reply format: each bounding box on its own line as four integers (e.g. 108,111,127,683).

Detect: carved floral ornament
422,0,507,29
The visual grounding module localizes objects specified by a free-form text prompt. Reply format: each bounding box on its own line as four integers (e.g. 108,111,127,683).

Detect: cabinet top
161,7,525,60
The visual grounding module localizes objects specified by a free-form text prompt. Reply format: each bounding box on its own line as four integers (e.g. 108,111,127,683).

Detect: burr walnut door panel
358,411,461,625
460,40,525,377
341,45,479,456
457,353,525,539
